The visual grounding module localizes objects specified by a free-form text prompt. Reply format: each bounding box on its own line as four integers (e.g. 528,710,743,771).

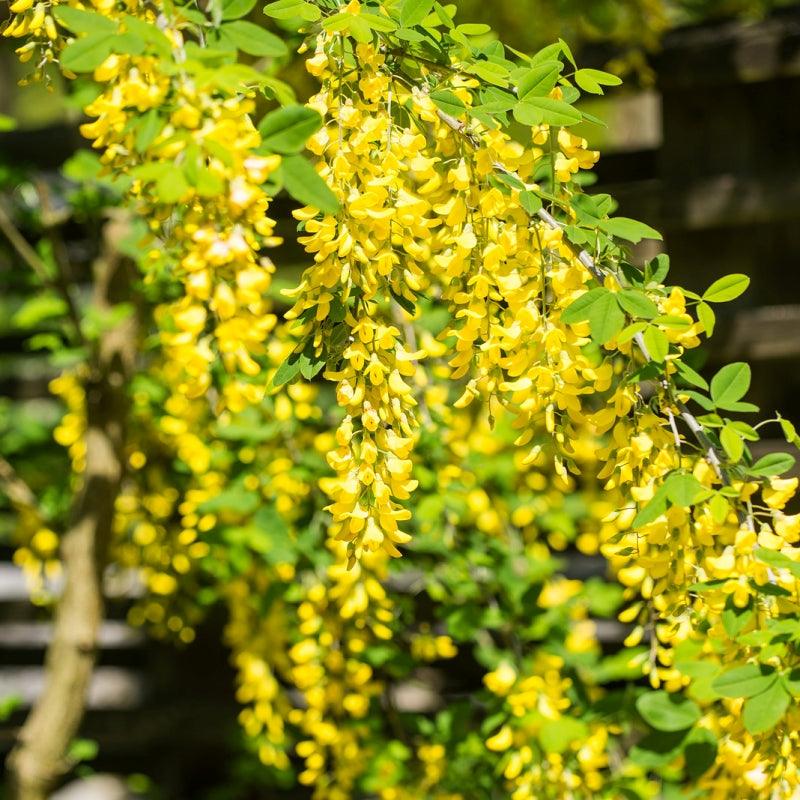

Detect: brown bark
6,227,137,800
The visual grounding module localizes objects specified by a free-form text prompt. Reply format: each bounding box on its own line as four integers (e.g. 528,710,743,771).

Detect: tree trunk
6,230,137,800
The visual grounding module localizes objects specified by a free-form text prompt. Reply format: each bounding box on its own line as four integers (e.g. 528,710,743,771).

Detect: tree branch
0,456,39,512
5,223,137,800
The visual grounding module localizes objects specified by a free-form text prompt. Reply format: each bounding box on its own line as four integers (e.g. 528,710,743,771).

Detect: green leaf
345,14,372,42
513,97,581,127
538,717,588,753
492,172,524,193
199,484,261,514
710,363,750,408
0,114,15,132
618,321,647,344
636,691,701,732
749,452,795,477
516,62,561,99
13,294,68,329
617,289,658,320
133,108,162,154
713,666,778,699
67,738,99,763
720,424,744,462
675,360,708,390
558,38,576,67
681,390,715,411
562,287,608,324
221,0,257,18
271,351,302,388
156,168,190,203
574,67,621,95
221,20,287,56
731,420,759,441
400,0,434,27
250,505,293,562
456,22,491,35
630,730,688,769
119,14,170,56
696,301,715,336
709,492,730,524
742,679,791,734
643,325,669,363
755,547,800,578
588,291,625,344
722,401,759,413
779,415,800,446
600,217,662,243
722,596,753,638
703,274,750,303
529,42,563,66
263,0,320,20
60,33,116,71
432,1,454,28
53,6,116,34
429,89,465,117
519,190,542,215
258,105,322,153
466,60,509,87
683,728,718,779
298,348,325,380
361,11,397,32
280,154,339,214
653,314,691,330
633,483,670,527
664,473,706,507
647,253,670,284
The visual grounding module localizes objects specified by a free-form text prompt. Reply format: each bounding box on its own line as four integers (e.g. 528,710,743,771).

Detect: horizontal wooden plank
720,305,800,361
0,666,146,710
655,9,800,89
51,774,137,800
0,621,144,649
603,172,800,232
0,563,144,603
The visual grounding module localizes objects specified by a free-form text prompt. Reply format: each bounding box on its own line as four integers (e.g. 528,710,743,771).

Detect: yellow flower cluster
81,21,281,413
10,371,85,597
288,36,433,566
226,574,294,772
483,654,615,799
3,0,82,81
288,554,390,798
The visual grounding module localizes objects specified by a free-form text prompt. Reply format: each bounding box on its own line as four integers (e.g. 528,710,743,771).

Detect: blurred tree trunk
6,218,137,800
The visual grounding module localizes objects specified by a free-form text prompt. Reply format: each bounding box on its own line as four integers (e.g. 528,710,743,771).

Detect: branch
432,107,732,485
0,456,39,512
6,227,137,800
0,201,86,348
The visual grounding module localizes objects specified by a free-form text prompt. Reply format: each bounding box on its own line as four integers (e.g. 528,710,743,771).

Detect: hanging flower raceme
7,1,285,415
284,35,434,567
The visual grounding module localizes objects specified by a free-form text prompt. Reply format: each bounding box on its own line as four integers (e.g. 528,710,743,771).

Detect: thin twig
34,180,87,346
433,107,732,485
666,408,682,451
0,201,85,347
0,456,39,512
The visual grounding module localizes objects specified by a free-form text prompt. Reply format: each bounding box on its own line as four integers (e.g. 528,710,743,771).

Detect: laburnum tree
2,1,800,799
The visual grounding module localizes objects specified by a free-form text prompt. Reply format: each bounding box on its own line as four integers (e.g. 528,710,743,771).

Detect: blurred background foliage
1,0,800,798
